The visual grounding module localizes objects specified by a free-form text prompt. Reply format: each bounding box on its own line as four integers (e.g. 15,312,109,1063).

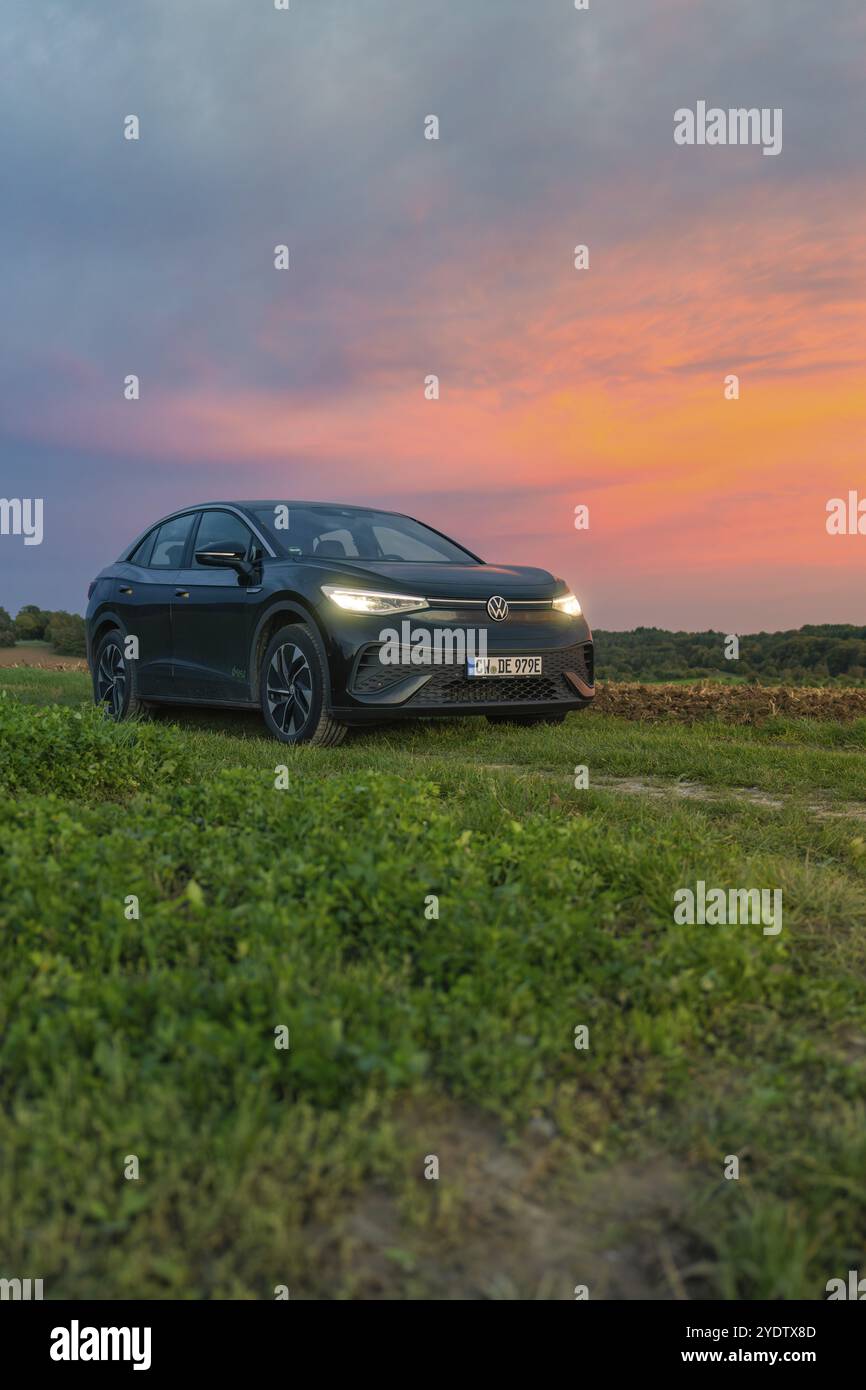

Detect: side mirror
195,544,254,582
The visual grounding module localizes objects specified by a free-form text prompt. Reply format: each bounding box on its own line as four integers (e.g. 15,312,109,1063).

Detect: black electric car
86,501,595,745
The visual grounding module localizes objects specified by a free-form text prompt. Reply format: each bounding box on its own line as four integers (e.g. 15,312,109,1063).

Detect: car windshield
248,505,479,563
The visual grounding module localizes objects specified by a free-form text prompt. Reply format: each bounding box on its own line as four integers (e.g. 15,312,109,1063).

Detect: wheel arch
88,610,129,674
248,597,329,701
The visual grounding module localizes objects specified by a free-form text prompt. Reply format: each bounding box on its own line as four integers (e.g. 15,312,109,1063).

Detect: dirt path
479,763,866,821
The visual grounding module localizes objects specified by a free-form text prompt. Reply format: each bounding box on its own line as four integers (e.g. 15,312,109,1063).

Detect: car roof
230,500,404,515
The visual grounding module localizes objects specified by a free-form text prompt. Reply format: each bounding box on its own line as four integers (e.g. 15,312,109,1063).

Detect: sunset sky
1,0,864,628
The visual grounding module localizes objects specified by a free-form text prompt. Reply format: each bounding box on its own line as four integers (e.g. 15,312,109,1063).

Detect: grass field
1,667,865,1299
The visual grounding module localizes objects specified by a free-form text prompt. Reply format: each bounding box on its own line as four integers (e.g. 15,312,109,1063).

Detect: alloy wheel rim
96,643,126,719
266,643,313,737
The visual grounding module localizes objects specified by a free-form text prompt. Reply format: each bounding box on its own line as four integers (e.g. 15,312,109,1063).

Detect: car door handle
119,585,133,595
175,590,189,598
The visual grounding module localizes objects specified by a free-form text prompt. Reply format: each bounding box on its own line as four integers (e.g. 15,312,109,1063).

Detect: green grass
1,672,865,1299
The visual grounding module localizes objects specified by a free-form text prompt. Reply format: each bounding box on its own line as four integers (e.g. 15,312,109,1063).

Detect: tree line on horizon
2,605,865,683
594,624,866,684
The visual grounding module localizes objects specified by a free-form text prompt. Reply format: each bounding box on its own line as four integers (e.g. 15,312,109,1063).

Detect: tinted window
372,524,452,562
249,505,477,562
128,530,156,566
150,515,195,569
193,510,253,565
312,528,359,558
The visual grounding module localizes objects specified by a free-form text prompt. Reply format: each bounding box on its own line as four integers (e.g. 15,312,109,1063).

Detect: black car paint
86,501,595,723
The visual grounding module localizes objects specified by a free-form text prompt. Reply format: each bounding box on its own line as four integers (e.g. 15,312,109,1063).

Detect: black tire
92,629,144,721
260,623,347,747
485,712,566,726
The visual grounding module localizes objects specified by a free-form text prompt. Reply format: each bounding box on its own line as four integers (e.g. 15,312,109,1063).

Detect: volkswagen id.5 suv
86,501,595,745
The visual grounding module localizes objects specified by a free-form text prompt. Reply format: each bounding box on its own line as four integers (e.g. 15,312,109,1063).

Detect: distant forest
3,605,866,684
594,625,866,684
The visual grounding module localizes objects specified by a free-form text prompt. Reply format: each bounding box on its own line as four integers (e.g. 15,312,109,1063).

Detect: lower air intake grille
351,641,595,705
352,646,403,693
420,673,561,704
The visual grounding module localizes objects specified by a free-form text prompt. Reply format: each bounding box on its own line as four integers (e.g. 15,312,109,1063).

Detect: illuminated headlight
552,592,582,617
321,585,428,615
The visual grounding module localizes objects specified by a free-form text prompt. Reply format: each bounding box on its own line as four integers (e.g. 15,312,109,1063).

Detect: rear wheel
93,630,143,721
260,623,347,746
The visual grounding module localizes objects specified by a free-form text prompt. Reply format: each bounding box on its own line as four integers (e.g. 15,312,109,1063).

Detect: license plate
467,655,543,677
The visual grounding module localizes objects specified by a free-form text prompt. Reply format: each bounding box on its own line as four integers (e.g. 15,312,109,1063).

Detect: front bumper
323,605,595,721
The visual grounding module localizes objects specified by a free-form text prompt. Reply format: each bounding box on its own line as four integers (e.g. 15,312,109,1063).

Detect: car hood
307,560,564,600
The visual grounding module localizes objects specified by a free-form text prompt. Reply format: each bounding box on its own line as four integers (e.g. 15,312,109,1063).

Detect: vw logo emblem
487,595,509,622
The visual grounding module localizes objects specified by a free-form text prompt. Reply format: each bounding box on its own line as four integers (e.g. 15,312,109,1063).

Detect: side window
150,515,195,569
128,530,156,566
192,510,253,565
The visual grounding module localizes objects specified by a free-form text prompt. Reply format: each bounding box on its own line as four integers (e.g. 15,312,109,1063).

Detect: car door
113,515,195,697
170,508,256,701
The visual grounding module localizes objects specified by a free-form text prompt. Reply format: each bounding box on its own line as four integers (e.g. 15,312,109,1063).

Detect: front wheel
260,623,347,746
